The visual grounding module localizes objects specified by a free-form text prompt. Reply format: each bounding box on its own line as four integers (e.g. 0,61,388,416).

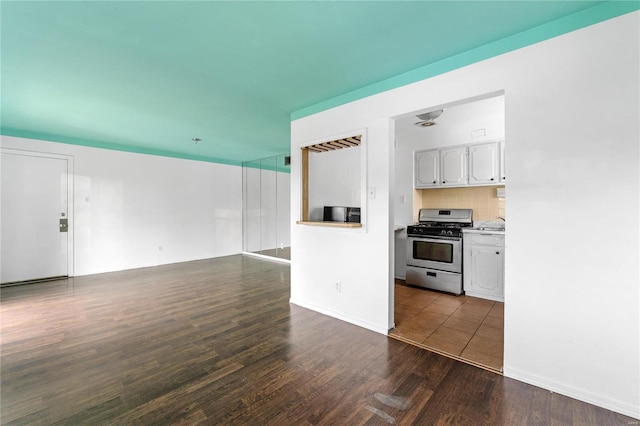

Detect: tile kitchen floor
390,279,504,372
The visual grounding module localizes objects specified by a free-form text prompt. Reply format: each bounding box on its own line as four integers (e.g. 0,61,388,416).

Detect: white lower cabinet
463,232,504,302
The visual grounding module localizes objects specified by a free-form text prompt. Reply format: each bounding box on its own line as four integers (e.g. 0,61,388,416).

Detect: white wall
308,146,361,221
291,12,639,418
0,136,243,276
291,121,391,334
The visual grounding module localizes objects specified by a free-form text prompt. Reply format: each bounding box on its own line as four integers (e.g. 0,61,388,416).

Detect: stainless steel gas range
406,208,473,295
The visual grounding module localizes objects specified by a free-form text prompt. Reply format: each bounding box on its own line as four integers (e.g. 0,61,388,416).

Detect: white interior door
1,150,72,284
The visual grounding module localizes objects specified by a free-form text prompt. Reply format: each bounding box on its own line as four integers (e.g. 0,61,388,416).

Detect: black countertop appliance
323,206,360,223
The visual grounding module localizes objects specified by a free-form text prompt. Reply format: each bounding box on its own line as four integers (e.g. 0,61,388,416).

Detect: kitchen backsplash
415,186,505,222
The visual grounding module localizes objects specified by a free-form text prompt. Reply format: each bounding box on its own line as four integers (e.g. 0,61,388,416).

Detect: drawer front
469,234,504,246
406,266,463,295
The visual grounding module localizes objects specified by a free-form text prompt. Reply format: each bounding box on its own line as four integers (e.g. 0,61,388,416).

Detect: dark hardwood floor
1,255,634,425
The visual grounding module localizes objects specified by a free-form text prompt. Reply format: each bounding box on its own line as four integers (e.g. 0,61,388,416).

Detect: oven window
413,240,453,263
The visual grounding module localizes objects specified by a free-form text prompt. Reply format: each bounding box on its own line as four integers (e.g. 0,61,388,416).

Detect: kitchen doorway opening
390,92,505,372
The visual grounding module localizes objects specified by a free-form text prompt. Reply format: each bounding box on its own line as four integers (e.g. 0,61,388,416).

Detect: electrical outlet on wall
335,282,341,293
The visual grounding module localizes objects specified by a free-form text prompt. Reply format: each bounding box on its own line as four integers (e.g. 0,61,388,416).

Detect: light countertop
464,220,505,234
463,227,505,235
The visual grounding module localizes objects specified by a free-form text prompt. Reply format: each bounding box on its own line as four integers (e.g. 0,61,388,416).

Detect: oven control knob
447,230,454,236
440,230,446,235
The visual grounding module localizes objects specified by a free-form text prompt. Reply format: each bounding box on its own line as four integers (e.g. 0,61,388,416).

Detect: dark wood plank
1,255,635,425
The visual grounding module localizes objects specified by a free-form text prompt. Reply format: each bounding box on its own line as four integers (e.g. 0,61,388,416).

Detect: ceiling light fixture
415,121,437,128
414,109,444,127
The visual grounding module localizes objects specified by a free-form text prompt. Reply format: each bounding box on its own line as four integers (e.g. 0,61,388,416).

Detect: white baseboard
503,366,640,420
289,297,390,335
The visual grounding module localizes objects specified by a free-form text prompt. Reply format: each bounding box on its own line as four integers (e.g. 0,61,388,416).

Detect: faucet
497,216,506,222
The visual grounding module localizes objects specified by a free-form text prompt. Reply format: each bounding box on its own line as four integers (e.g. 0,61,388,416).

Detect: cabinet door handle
432,180,436,184
442,181,445,184
490,178,494,181
496,251,500,255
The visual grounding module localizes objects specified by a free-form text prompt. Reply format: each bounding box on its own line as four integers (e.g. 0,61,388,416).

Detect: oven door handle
407,235,461,241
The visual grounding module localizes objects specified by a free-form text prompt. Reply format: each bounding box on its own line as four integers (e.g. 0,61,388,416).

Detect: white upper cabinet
414,149,439,188
440,147,468,186
414,140,505,189
499,140,506,183
468,142,499,185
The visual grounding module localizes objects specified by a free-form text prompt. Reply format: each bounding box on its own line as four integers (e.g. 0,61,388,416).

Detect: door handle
59,218,68,233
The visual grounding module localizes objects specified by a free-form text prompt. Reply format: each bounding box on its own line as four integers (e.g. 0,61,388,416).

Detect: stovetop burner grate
408,208,473,238
412,221,472,229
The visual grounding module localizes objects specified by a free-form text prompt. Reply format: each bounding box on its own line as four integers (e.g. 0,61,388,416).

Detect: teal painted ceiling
1,1,636,165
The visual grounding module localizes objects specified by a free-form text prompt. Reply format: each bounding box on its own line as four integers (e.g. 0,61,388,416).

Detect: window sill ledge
296,221,362,228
